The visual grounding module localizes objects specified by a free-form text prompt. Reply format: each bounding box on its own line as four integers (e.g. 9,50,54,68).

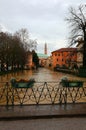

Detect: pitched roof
37,53,48,59
52,48,77,53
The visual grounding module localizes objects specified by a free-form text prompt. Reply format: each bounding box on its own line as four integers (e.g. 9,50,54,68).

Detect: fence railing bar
0,81,86,106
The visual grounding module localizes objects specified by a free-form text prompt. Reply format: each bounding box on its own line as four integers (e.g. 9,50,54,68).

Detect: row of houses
51,48,77,69
39,41,83,70
26,41,83,70
50,40,83,69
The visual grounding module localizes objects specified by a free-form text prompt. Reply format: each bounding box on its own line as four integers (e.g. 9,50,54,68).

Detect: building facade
37,53,48,67
51,48,77,69
25,51,33,69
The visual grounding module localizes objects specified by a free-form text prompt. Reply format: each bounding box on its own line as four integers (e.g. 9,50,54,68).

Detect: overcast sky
0,0,85,55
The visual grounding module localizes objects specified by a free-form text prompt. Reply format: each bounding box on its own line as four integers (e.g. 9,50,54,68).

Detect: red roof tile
52,48,77,53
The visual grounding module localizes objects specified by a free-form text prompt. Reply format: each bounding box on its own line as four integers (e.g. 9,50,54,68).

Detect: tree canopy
66,4,86,67
0,28,38,71
32,50,39,69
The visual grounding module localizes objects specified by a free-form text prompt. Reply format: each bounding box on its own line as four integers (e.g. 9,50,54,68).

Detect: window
62,53,63,56
58,54,60,56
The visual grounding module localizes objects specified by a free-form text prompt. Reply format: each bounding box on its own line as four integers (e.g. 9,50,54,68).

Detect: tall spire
44,43,47,55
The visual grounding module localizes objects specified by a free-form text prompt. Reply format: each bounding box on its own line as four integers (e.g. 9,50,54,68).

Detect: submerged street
0,68,86,130
0,68,86,105
0,68,86,82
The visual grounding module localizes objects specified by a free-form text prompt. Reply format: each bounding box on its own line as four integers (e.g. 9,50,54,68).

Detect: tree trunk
83,29,86,68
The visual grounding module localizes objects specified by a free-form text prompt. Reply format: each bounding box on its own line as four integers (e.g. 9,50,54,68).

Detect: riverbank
0,69,30,76
54,68,86,77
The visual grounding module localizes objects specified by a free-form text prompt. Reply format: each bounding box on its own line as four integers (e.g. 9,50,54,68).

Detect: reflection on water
0,68,86,82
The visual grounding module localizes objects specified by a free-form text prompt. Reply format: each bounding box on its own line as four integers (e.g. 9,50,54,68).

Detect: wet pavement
0,104,86,130
0,104,86,120
0,117,86,130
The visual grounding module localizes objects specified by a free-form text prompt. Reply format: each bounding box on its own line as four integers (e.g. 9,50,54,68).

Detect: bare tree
28,39,37,51
15,28,37,51
66,5,86,67
14,28,29,51
0,32,12,71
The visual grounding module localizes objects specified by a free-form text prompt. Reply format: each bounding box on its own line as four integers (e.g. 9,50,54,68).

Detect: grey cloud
0,0,86,55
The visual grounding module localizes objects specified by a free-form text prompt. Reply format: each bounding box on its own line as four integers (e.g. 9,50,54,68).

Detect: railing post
6,82,9,107
64,88,67,104
12,87,14,106
44,82,47,86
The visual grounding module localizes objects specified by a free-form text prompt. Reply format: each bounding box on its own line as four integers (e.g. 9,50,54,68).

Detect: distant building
45,55,52,68
37,53,48,67
37,43,48,67
51,48,77,69
44,43,47,55
25,51,32,69
26,43,49,68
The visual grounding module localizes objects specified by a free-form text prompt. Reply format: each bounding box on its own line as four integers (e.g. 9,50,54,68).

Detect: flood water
0,68,86,82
